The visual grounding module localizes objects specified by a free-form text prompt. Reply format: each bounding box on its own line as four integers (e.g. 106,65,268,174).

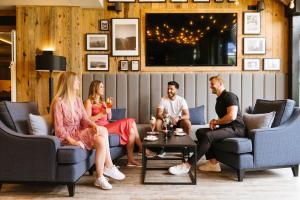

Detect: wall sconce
107,2,122,13
257,0,265,12
290,0,295,9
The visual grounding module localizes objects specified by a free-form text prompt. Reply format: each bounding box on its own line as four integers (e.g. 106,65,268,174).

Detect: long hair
50,72,79,117
88,80,104,103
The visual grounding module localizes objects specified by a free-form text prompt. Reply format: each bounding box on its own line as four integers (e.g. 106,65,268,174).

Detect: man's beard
168,92,175,98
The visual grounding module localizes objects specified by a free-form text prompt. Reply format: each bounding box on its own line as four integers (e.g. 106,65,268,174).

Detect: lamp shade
36,51,66,72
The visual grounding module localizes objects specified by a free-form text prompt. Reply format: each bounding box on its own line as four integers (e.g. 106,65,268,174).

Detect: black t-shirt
215,90,245,129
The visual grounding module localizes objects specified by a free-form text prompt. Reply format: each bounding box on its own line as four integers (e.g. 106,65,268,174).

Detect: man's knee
196,128,212,141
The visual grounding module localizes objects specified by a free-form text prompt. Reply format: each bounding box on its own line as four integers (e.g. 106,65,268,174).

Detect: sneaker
94,176,112,190
157,151,166,158
168,163,191,175
104,165,126,180
198,162,221,172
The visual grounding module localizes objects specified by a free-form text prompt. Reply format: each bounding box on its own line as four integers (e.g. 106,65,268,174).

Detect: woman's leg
127,127,140,165
94,135,106,178
132,122,142,151
98,127,114,168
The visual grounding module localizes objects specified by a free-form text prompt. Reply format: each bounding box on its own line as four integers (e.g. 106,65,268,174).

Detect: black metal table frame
142,144,197,185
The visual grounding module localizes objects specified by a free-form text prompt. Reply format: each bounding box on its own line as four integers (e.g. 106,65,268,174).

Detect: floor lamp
36,51,66,112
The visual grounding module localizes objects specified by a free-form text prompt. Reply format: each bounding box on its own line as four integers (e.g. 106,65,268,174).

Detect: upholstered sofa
0,101,125,196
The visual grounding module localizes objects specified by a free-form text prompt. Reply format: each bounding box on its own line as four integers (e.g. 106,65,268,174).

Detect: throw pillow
243,111,276,132
111,108,126,121
189,105,205,125
28,113,53,135
253,99,295,127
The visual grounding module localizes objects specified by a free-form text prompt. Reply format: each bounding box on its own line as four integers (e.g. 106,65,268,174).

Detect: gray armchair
213,99,300,181
0,101,125,196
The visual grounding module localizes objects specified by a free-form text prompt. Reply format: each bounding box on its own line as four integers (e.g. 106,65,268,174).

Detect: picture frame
263,58,281,71
131,60,140,71
243,58,260,71
193,0,210,2
108,0,135,2
86,54,109,71
138,0,165,2
228,0,235,2
243,37,266,55
171,0,188,2
215,0,224,2
119,60,129,71
86,34,108,51
244,12,261,34
112,18,139,56
100,19,109,31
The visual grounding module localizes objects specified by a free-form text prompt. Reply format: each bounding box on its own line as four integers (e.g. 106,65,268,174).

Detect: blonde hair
88,80,104,103
50,72,79,117
209,75,224,84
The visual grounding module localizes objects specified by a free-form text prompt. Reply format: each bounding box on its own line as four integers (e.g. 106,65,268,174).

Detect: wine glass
106,97,113,108
150,115,156,132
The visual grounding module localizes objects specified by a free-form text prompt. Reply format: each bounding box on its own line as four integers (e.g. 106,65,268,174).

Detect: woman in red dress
84,80,151,166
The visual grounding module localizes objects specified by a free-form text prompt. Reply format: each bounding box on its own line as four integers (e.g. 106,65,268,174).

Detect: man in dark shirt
169,75,245,175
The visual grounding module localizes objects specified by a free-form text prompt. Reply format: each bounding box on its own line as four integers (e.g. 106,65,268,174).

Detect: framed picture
86,55,109,71
244,12,261,34
193,0,210,2
243,58,260,71
100,20,109,31
131,60,140,71
263,58,280,71
171,0,188,2
138,0,165,2
215,0,224,2
86,34,108,51
108,0,135,2
243,37,266,55
228,0,235,2
112,18,139,56
120,60,129,71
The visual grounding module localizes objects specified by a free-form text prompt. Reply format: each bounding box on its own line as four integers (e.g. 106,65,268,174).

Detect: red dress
92,102,135,145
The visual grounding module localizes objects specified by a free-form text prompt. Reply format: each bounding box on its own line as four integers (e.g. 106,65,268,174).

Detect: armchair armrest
248,108,300,168
0,120,60,182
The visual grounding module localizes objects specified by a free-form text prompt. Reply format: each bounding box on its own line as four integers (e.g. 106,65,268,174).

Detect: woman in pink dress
51,72,125,190
84,81,154,167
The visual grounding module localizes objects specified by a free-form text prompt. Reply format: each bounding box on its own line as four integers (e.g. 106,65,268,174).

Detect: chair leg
67,183,75,197
292,165,299,177
237,169,245,182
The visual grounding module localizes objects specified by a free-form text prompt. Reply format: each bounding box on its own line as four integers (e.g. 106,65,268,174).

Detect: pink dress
53,97,97,150
92,103,135,145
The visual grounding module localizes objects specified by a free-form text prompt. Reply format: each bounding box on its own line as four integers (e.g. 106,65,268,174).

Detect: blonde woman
84,80,155,167
51,72,125,190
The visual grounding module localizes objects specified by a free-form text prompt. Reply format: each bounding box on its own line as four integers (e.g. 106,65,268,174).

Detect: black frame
100,19,109,31
86,54,109,71
86,33,108,51
243,12,261,35
131,60,140,71
119,60,129,71
111,18,140,57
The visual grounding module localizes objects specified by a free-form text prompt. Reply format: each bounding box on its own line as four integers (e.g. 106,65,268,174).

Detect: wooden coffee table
142,132,197,185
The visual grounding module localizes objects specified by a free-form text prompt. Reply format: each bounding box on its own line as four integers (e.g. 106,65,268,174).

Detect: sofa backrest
82,73,287,124
0,101,39,134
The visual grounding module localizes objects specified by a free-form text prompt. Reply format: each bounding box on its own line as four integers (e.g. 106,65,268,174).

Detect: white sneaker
168,163,191,175
104,165,126,180
94,176,112,190
198,162,221,172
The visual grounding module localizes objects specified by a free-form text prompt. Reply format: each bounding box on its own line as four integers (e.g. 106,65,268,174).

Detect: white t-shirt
158,95,188,118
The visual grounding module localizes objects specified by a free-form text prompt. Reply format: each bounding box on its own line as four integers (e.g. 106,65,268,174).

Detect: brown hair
209,75,224,84
88,80,104,102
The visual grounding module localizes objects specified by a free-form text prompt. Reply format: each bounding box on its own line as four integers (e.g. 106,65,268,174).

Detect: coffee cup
176,128,183,132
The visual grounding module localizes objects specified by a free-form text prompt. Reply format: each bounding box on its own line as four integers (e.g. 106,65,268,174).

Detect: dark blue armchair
0,101,125,196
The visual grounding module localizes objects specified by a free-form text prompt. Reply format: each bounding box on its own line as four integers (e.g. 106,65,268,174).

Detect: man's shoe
168,163,191,175
104,165,126,180
94,176,112,190
198,162,221,172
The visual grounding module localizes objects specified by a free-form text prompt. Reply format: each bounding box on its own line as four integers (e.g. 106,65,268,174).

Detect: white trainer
198,162,221,172
168,163,191,175
94,176,112,190
104,165,126,180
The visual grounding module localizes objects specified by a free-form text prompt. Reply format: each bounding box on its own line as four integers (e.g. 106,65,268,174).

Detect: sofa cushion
111,108,126,121
189,105,205,125
253,99,295,127
57,146,93,164
0,101,39,134
213,138,253,154
109,133,121,147
243,111,276,132
28,113,53,135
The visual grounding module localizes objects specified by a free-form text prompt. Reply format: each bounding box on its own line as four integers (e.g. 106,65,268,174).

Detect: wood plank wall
16,0,288,113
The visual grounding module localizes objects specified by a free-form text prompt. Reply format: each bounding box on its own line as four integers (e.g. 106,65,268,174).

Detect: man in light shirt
156,81,191,135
